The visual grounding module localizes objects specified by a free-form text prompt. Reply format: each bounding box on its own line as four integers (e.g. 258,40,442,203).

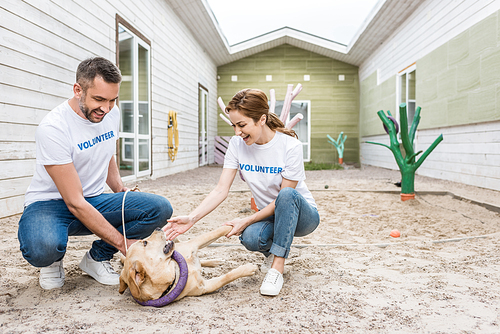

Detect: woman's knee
276,187,298,205
294,212,321,237
239,229,260,252
239,223,273,252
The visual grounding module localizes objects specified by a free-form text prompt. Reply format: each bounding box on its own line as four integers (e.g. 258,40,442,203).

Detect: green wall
217,44,360,164
360,10,500,137
418,10,500,128
359,71,396,136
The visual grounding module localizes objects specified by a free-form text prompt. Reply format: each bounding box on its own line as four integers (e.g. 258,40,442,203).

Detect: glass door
198,85,209,166
398,65,416,133
274,100,311,161
118,24,151,179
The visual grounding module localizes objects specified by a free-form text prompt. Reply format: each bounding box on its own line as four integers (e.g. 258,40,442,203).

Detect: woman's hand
224,217,252,238
163,216,195,240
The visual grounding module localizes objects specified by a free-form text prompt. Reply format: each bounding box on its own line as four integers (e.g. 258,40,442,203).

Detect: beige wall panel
0,142,36,161
0,196,25,218
0,177,32,200
359,72,396,137
217,44,359,164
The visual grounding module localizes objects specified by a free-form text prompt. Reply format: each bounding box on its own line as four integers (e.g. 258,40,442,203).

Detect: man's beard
79,93,105,123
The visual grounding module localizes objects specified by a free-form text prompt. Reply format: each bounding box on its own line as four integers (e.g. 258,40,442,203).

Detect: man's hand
45,163,128,254
119,185,140,193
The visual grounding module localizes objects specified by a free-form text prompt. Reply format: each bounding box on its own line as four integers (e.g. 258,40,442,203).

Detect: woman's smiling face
228,110,266,145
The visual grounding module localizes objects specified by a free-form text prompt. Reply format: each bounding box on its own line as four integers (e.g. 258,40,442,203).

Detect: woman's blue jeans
18,192,173,267
239,187,320,259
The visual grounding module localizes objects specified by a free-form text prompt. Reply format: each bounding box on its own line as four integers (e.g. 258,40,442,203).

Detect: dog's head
119,228,177,302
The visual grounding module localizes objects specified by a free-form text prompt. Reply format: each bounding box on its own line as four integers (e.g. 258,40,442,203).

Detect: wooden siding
359,71,397,137
416,121,500,190
358,1,500,192
360,135,399,171
217,44,360,164
0,0,218,218
362,120,500,191
416,10,500,128
359,0,500,84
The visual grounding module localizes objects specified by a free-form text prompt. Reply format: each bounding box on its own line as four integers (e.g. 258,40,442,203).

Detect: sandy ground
1,165,499,333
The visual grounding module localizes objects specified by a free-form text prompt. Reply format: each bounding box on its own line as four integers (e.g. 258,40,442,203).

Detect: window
198,85,209,166
398,64,416,133
274,100,311,161
116,18,151,179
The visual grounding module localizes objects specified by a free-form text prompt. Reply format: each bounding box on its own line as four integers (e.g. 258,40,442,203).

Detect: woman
163,89,320,296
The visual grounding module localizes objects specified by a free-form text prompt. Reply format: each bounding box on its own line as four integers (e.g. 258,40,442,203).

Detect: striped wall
361,121,500,191
359,0,500,191
416,121,500,190
217,44,360,164
359,0,500,84
0,0,218,218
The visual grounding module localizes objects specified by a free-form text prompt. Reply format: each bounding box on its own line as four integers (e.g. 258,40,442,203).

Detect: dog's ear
119,275,128,294
127,261,146,299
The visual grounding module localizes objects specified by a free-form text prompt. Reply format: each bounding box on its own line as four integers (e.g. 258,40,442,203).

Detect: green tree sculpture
366,103,443,201
327,132,347,164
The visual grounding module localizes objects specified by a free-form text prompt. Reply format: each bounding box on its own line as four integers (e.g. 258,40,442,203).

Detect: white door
198,85,209,166
117,24,151,179
275,100,311,161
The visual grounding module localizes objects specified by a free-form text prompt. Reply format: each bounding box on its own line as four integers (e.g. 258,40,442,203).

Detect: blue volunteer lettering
77,131,115,151
239,163,283,174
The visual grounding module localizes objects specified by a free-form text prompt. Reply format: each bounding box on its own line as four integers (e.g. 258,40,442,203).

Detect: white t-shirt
224,132,316,210
24,100,120,206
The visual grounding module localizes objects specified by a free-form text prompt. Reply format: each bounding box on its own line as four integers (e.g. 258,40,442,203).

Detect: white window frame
396,63,416,142
275,100,311,162
118,24,152,181
198,85,209,166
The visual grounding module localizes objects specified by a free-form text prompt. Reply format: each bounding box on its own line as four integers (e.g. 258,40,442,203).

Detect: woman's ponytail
266,112,297,139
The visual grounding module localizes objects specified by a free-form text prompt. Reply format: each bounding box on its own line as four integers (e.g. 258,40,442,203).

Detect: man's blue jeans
239,187,320,259
18,192,172,267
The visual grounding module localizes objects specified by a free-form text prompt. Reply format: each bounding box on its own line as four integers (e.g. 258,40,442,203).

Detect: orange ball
390,229,400,238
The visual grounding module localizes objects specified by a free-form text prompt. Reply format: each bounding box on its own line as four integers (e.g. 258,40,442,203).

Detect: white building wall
359,0,500,83
359,0,500,191
361,120,500,190
416,121,500,190
0,0,218,217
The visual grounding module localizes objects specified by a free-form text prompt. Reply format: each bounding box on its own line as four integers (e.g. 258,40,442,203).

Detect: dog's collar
159,273,176,298
134,250,188,307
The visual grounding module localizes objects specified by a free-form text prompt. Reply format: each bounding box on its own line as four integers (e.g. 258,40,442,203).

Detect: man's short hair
76,57,122,91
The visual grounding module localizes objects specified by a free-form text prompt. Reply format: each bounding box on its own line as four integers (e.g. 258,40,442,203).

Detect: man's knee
146,194,173,225
20,235,66,267
156,196,173,221
131,192,172,225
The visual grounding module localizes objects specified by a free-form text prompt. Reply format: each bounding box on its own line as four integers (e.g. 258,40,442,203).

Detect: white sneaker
260,268,284,296
39,260,65,290
260,254,274,273
79,251,120,285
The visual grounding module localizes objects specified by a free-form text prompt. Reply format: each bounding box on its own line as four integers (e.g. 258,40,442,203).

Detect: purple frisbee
134,250,188,307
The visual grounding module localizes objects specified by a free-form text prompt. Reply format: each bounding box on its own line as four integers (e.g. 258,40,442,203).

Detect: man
18,57,172,290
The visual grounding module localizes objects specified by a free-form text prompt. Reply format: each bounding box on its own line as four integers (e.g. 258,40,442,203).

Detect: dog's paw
200,259,223,267
241,263,259,276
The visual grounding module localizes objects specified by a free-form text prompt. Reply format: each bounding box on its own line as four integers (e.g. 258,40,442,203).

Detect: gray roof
165,0,426,66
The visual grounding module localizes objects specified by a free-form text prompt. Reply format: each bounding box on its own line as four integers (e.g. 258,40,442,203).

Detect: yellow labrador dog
119,226,258,304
